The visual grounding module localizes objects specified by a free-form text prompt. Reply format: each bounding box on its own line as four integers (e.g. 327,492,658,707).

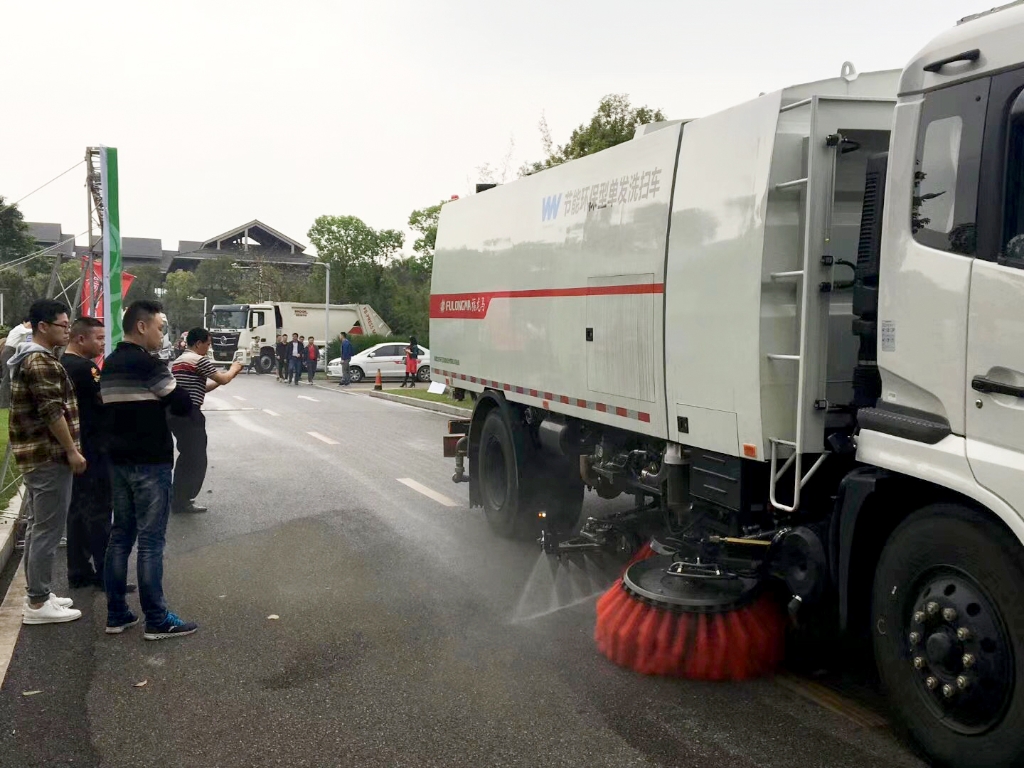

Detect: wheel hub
906,570,1014,733
622,555,762,614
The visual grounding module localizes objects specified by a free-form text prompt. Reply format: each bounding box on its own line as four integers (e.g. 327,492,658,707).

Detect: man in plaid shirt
9,299,88,625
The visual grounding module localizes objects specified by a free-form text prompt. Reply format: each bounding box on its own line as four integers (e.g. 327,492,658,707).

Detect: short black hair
340,332,348,339
292,333,298,337
29,299,70,332
70,316,104,337
186,327,210,347
122,300,163,336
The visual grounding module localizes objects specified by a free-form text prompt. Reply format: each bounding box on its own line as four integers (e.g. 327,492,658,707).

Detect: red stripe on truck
429,283,664,319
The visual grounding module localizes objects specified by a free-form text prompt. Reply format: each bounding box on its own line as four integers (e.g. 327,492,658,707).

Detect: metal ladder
765,103,844,514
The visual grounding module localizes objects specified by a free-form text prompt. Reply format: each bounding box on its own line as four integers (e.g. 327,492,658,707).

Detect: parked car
327,342,431,383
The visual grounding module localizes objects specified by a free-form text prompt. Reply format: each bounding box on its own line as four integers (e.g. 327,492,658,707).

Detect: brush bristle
594,580,786,681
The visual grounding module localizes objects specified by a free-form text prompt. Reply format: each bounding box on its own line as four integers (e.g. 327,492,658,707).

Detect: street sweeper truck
431,4,1024,766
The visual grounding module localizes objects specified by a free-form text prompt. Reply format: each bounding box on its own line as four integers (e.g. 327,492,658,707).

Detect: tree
408,200,447,272
237,258,285,303
162,270,202,335
194,255,242,307
124,265,163,304
0,196,35,263
306,215,404,305
523,94,667,173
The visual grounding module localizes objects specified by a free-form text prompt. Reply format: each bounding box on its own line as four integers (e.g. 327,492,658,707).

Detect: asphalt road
0,374,929,768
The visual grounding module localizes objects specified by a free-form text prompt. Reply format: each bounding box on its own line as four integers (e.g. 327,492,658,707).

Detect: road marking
397,478,459,507
263,409,280,417
775,674,889,729
308,432,339,445
0,566,26,687
298,395,320,402
232,395,246,402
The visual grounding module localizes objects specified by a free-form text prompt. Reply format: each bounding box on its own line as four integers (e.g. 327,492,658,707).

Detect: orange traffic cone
374,369,383,391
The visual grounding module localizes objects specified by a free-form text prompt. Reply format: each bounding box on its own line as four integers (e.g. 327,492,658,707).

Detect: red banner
80,257,134,319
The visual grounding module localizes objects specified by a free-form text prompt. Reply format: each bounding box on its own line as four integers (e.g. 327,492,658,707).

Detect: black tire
477,409,584,539
418,365,431,382
478,410,527,538
256,352,275,375
349,367,364,383
872,504,1024,768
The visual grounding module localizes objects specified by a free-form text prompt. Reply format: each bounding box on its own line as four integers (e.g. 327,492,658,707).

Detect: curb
0,486,24,577
368,391,471,418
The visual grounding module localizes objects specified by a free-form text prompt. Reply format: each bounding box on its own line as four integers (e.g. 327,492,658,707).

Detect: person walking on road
0,316,32,408
170,328,242,514
101,300,198,640
275,334,288,381
305,337,320,385
10,299,86,625
287,333,303,385
401,336,421,388
61,317,115,589
337,331,354,386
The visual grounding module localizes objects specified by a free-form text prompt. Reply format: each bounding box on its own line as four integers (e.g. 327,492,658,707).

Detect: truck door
966,72,1024,513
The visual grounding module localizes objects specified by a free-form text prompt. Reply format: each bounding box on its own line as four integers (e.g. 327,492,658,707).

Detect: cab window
912,77,988,255
1003,89,1024,263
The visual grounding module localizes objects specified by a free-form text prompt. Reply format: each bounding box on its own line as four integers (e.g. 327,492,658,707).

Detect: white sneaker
23,600,82,625
24,593,74,609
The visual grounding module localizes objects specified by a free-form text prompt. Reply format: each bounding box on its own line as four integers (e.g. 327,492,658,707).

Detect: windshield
209,309,246,330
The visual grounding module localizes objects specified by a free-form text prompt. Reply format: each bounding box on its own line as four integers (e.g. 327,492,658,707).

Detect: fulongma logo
541,193,562,222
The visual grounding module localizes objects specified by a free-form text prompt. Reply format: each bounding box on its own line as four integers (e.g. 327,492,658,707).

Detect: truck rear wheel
477,410,584,539
872,504,1024,767
478,410,526,538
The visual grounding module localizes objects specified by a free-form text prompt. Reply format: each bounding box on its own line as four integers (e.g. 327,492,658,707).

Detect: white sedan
327,342,431,383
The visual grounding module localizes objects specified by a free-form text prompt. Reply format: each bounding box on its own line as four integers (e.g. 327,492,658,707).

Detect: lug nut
957,627,972,641
925,676,939,690
926,601,940,616
942,607,957,622
913,656,925,669
963,653,976,668
957,675,969,690
942,684,956,699
909,631,921,644
913,611,926,624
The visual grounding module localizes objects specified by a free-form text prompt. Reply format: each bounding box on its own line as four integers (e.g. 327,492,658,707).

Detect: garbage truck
431,4,1024,765
207,302,391,373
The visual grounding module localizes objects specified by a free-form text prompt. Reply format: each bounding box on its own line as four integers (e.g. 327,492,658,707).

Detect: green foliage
523,94,667,173
408,201,446,267
162,270,202,335
307,215,404,305
0,196,35,262
194,255,243,307
125,265,163,304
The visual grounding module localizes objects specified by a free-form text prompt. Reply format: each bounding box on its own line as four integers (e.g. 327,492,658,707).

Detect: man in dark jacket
275,334,288,381
101,300,197,640
61,317,114,589
287,333,303,385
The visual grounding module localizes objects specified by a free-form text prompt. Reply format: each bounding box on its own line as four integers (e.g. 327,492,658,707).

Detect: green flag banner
100,146,122,353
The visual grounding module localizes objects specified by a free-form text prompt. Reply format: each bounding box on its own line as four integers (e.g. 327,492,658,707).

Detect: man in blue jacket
337,332,355,386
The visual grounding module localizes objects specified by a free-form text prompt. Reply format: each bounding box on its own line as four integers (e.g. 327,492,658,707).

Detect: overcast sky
0,0,1001,255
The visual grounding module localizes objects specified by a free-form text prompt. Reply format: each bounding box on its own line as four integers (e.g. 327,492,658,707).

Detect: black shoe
68,574,98,589
174,502,208,514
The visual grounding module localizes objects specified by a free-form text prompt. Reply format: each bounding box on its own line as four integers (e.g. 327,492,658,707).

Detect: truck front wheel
478,410,525,538
256,350,275,375
872,504,1024,767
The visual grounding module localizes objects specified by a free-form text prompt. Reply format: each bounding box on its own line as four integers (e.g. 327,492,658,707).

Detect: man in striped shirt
169,327,242,514
101,301,197,640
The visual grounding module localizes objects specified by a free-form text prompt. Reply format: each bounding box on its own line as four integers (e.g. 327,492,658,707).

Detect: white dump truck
208,301,391,373
431,5,1024,765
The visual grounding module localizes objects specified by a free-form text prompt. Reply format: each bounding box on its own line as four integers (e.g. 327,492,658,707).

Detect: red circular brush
595,555,786,681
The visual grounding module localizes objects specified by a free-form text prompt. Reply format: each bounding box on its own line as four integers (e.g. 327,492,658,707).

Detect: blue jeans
105,464,173,627
288,358,302,385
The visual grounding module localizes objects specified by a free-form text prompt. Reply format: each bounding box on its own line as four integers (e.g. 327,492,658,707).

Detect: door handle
971,376,1024,398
